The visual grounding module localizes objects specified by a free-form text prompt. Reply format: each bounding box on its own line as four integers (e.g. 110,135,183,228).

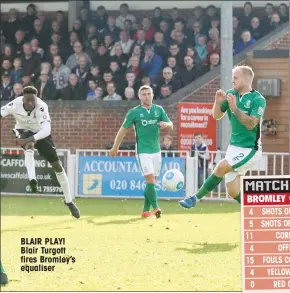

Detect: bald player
179,65,266,208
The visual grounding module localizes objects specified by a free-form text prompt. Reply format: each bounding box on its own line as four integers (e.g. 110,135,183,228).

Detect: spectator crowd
0,2,288,101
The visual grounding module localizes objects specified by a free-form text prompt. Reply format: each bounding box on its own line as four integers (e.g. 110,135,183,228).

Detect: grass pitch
1,196,241,291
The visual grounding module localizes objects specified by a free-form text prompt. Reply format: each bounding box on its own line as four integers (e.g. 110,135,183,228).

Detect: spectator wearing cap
94,6,108,31
3,8,22,45
103,81,122,101
51,55,71,93
152,31,169,63
249,17,265,41
156,67,181,96
22,4,37,34
66,41,92,70
21,43,41,82
180,55,199,86
94,43,111,72
0,71,14,101
278,4,289,23
114,31,134,55
141,45,163,85
10,82,23,99
239,2,254,30
206,28,221,60
30,18,49,51
151,7,163,30
234,30,256,55
116,3,136,30
35,70,57,100
169,41,184,68
61,73,86,100
72,54,91,87
11,58,24,83
111,44,129,69
102,16,121,42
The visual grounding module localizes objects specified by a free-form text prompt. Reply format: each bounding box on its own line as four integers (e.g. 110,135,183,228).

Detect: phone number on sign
26,185,63,193
110,180,166,192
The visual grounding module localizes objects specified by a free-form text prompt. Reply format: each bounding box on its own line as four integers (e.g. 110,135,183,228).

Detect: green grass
1,196,242,291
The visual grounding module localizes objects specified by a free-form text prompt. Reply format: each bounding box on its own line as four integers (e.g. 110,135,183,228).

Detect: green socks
1,262,5,273
196,174,223,200
234,192,241,204
143,185,151,212
146,183,158,209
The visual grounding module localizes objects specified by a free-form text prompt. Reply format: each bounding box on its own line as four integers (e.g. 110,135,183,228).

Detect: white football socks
24,150,36,181
55,170,73,204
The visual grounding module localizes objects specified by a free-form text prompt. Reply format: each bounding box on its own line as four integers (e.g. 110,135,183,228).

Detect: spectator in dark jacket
94,44,111,72
233,15,243,45
0,72,14,101
167,56,181,80
35,70,57,100
269,13,283,31
262,3,275,31
158,84,172,99
278,3,289,23
180,55,199,86
239,2,254,30
94,5,108,31
22,4,37,34
156,67,181,96
152,31,169,63
141,45,163,84
234,30,256,55
169,42,185,68
3,8,22,45
14,30,27,56
61,73,86,100
10,82,23,100
30,18,49,51
250,17,265,41
159,20,171,44
72,54,91,86
151,7,163,29
21,43,41,82
102,16,121,42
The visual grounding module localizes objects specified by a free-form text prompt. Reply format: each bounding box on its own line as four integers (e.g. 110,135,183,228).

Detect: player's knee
50,160,63,173
213,159,232,177
25,143,34,150
226,181,239,198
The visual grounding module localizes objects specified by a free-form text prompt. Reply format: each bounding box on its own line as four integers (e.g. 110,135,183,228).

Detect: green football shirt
122,104,170,154
220,89,266,149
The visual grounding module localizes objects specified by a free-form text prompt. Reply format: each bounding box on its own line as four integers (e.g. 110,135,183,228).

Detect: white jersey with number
0,96,51,133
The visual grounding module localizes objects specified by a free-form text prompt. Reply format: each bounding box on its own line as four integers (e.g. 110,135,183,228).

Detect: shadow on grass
176,242,239,254
1,196,240,217
86,217,143,226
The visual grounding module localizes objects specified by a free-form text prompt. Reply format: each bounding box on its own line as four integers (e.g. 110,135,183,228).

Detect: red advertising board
178,103,217,151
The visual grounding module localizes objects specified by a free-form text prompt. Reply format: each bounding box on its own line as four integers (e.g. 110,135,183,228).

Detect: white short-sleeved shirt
0,96,51,133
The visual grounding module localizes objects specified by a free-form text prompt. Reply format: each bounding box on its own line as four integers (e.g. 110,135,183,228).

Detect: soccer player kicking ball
0,86,80,218
179,65,266,208
109,85,173,218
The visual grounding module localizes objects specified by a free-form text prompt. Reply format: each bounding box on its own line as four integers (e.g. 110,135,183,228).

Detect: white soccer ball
162,169,184,192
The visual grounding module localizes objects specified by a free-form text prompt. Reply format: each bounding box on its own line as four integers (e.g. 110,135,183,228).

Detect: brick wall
1,32,289,154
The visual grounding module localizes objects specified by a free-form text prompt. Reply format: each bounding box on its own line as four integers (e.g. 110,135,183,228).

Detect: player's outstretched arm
109,127,129,157
212,89,227,120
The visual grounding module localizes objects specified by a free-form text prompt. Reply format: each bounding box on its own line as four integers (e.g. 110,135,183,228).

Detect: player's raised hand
158,122,168,130
215,89,226,104
227,93,237,113
109,147,118,157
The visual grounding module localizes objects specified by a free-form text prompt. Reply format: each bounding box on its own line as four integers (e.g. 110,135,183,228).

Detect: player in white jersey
0,86,80,218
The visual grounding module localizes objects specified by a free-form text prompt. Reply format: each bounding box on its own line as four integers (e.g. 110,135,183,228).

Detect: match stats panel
241,176,290,293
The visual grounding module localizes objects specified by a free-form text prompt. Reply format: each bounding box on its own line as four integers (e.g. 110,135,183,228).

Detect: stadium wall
0,31,288,154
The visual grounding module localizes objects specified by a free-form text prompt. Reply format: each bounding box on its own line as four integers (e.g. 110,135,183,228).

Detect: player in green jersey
109,85,173,218
1,261,8,285
179,65,266,208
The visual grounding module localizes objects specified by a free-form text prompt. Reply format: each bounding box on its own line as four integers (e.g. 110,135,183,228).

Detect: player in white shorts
179,65,266,208
0,86,80,218
109,85,173,218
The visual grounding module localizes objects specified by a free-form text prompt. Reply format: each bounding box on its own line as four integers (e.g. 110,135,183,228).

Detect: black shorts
14,129,59,163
